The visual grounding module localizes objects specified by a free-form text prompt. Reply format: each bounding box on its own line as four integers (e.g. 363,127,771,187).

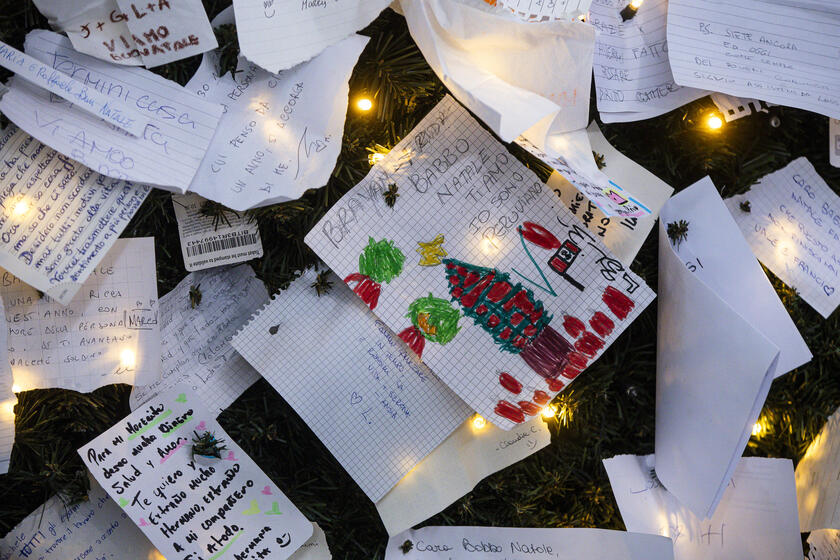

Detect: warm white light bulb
12,200,28,216
472,415,486,429
368,152,385,165
120,349,137,369
11,385,21,394
707,114,724,130
357,98,373,111
541,405,557,419
630,0,644,8
752,421,763,436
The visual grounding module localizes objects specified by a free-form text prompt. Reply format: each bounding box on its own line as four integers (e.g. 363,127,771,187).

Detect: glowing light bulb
752,421,763,436
1,400,14,418
472,415,486,429
120,349,137,369
11,385,21,394
577,13,587,21
12,200,29,216
368,152,385,165
480,236,499,255
630,0,644,7
356,98,373,112
541,405,557,419
706,114,724,130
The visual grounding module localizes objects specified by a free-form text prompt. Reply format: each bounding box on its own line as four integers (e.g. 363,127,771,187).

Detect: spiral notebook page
231,269,472,502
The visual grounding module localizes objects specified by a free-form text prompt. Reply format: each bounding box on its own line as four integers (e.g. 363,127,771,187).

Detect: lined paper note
306,96,655,429
33,0,216,67
0,478,159,560
725,158,840,318
232,0,388,73
186,8,368,210
590,0,707,123
130,264,267,416
667,0,840,119
809,529,840,560
796,407,840,532
0,30,223,191
0,127,150,304
498,0,592,20
232,269,471,502
3,237,161,392
604,455,801,560
79,386,313,560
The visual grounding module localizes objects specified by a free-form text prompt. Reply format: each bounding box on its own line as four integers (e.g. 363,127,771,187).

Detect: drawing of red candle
344,237,405,310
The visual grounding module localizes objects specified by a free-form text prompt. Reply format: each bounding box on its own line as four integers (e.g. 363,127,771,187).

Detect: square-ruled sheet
232,269,472,502
306,95,655,429
130,264,267,416
2,237,160,391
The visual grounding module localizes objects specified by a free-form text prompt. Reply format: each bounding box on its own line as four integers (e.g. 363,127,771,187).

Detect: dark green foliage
0,3,837,559
666,219,690,248
191,430,227,459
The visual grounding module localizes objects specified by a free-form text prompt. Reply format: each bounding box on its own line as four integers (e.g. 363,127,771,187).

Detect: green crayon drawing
406,294,461,345
358,237,405,283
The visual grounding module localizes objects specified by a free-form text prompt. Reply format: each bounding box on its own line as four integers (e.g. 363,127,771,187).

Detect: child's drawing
344,237,405,309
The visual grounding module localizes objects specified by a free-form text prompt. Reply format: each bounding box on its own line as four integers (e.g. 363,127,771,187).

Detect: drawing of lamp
343,237,405,310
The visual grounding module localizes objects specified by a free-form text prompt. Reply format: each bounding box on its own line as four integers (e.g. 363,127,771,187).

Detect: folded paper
796,406,840,532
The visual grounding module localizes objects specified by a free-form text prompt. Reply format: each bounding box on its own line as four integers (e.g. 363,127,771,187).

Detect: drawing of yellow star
416,234,447,266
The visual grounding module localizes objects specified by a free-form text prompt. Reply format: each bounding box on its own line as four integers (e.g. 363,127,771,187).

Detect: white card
232,269,471,502
306,96,655,429
710,93,771,122
0,477,159,559
3,237,161,392
498,0,592,20
79,386,313,560
185,8,368,210
0,297,13,475
604,455,801,560
0,30,223,191
666,0,840,119
173,193,263,271
795,407,840,531
33,0,217,67
590,0,708,122
232,0,387,73
375,416,550,536
725,158,840,318
402,0,594,141
0,127,150,304
656,178,810,519
130,264,267,416
809,529,840,560
546,122,674,266
831,119,840,168
290,523,331,560
384,526,674,560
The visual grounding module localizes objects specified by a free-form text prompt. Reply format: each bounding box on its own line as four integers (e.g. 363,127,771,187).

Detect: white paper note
232,0,387,73
809,529,840,560
306,96,655,429
0,478,159,560
0,297,13,475
172,193,263,272
375,416,550,536
3,237,161,392
402,0,595,142
33,0,217,67
710,93,771,122
604,455,801,560
79,386,313,560
498,0,592,21
590,0,708,123
795,407,840,532
130,264,267,416
725,158,840,318
289,523,331,560
0,30,223,191
656,178,811,519
666,0,840,120
0,127,150,304
384,526,674,560
233,269,471,502
831,119,840,168
186,8,369,210
546,122,674,266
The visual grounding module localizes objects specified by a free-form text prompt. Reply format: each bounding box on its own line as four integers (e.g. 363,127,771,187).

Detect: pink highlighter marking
160,439,188,464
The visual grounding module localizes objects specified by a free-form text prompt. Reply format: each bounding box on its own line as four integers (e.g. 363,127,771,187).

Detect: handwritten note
402,0,594,141
307,95,655,429
2,237,161,392
0,40,149,136
795,406,840,531
809,529,840,560
830,119,840,168
604,455,801,560
130,264,267,416
0,478,159,560
289,523,331,560
545,122,673,266
186,8,368,210
666,0,840,119
79,386,313,560
384,525,674,560
589,0,708,123
0,30,223,191
0,127,150,304
33,0,216,67
498,0,592,21
0,297,13,475
232,269,471,501
376,416,550,536
725,158,840,318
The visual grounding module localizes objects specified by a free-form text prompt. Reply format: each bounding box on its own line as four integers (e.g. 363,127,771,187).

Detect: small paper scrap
796,406,840,532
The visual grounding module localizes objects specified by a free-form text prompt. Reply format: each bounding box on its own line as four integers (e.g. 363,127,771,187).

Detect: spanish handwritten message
232,269,471,502
0,127,150,304
725,157,840,318
33,0,216,67
80,386,313,560
0,30,223,191
3,237,161,392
